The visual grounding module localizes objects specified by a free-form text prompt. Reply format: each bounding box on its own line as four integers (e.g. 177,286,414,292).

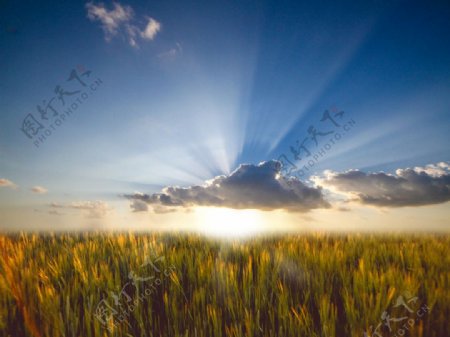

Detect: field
0,233,449,337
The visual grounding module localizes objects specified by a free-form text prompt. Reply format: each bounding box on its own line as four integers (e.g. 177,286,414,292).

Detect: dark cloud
314,162,450,207
124,160,329,212
130,199,149,212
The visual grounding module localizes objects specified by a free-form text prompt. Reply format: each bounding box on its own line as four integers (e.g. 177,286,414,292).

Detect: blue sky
0,0,449,232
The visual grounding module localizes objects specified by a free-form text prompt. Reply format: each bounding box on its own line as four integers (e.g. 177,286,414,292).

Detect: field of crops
0,233,448,337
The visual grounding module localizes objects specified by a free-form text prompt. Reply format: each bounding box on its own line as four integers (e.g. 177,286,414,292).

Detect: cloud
124,160,329,212
86,2,161,47
158,42,182,60
130,199,149,212
50,200,111,218
0,178,17,189
313,162,450,207
70,201,111,218
141,17,161,40
86,2,133,38
412,161,450,177
31,186,48,194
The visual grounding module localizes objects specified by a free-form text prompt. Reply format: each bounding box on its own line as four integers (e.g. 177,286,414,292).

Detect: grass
0,233,449,337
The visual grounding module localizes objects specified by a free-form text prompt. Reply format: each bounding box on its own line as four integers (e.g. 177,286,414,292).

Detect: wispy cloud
158,42,182,60
31,186,48,194
86,2,133,39
313,162,450,207
124,160,329,213
0,178,17,189
86,2,161,47
50,200,112,218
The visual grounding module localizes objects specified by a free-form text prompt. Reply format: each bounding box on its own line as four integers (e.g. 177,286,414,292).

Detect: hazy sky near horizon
0,0,449,233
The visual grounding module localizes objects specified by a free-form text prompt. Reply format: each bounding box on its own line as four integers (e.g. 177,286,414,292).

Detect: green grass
0,233,449,337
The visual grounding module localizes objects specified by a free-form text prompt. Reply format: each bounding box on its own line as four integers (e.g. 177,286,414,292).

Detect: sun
195,207,264,237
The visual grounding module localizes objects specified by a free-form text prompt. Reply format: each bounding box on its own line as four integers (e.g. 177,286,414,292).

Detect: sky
0,0,449,234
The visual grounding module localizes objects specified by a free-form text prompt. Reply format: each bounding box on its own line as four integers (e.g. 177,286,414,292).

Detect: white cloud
31,186,48,194
412,162,449,178
141,17,161,40
0,178,17,189
86,2,133,39
86,2,161,47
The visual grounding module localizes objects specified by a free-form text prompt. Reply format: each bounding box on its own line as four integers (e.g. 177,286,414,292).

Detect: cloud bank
313,162,450,207
124,160,329,212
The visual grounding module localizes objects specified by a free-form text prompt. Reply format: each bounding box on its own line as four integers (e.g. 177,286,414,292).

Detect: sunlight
195,207,263,237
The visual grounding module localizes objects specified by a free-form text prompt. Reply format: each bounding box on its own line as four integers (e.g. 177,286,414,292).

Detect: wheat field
0,233,448,337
